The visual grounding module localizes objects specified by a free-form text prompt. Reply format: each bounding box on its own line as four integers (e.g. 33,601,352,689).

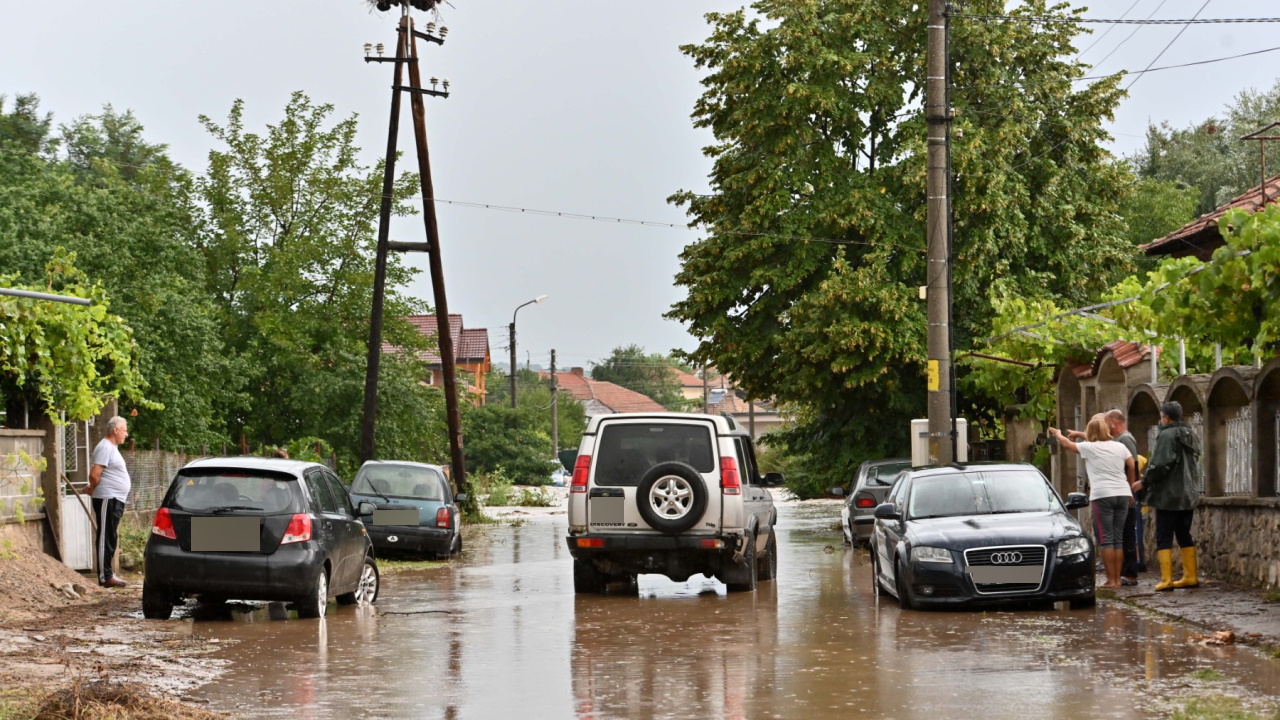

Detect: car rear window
352,465,446,500
866,462,911,487
170,469,303,514
594,423,715,487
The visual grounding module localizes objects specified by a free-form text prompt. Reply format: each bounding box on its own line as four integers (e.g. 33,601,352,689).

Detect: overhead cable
952,14,1280,25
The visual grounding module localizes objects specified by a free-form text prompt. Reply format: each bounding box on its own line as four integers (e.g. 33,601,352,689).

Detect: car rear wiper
362,485,392,503
210,505,262,514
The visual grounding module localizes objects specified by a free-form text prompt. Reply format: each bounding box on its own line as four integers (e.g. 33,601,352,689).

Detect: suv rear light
280,514,312,545
436,507,451,528
151,508,176,540
720,456,741,495
571,455,591,493
854,492,877,509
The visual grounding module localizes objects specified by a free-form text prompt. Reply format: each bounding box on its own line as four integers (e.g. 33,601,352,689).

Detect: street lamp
510,295,548,408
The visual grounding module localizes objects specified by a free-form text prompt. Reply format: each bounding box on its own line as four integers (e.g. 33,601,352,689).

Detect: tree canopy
589,345,687,410
669,0,1136,493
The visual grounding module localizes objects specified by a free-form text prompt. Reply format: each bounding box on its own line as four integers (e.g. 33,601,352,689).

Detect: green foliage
485,369,588,452
1133,80,1280,216
283,437,336,464
669,0,1133,492
590,344,688,410
1119,174,1199,251
512,486,557,507
193,92,436,470
0,97,241,448
0,253,156,421
117,518,149,572
474,468,514,506
755,433,828,500
462,403,559,484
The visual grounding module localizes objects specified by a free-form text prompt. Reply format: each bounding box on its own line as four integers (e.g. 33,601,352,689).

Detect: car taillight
436,507,451,529
720,456,741,495
571,455,591,493
151,508,176,540
854,492,877,509
280,514,312,545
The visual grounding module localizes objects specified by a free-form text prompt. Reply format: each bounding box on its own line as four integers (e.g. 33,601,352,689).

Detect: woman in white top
1050,415,1136,589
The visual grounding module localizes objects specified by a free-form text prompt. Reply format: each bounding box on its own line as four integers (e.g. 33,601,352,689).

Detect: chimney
571,367,585,377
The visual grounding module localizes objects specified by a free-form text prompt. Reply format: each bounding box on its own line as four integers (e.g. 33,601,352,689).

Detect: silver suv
566,412,782,593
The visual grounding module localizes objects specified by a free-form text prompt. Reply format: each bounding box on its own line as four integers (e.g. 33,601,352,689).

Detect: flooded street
180,503,1280,719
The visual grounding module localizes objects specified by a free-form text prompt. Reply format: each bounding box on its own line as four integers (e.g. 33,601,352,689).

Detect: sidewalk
1106,570,1280,651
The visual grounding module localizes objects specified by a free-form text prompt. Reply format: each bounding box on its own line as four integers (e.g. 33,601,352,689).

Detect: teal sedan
348,461,466,559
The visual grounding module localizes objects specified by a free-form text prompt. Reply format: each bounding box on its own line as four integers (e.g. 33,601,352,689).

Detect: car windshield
170,469,302,514
907,471,1061,520
353,466,446,501
866,462,911,487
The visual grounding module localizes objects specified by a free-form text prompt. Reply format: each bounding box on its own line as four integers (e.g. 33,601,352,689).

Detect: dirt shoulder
0,526,229,719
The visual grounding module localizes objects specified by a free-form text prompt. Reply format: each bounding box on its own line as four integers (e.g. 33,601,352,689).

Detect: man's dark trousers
92,497,125,584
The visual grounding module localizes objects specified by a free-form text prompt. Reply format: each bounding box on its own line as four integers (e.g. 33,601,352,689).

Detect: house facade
398,315,492,405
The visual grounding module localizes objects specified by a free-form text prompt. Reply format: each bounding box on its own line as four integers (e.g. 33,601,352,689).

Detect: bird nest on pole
367,0,442,11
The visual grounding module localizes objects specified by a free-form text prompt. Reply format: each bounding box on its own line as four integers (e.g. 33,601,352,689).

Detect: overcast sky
2,1,1277,372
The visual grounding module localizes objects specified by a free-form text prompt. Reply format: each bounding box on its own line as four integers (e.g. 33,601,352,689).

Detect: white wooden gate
1225,407,1252,496
60,493,94,571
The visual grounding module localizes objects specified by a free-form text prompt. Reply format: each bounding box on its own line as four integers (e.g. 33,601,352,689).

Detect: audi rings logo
990,551,1023,564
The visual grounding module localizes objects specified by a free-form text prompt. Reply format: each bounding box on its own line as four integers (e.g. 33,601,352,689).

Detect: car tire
141,582,173,620
635,462,708,535
295,568,329,619
757,530,777,582
895,558,915,610
573,558,607,595
1069,594,1097,610
726,535,759,593
337,556,379,606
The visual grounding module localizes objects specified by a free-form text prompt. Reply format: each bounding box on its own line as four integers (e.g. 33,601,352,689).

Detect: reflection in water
187,507,1280,720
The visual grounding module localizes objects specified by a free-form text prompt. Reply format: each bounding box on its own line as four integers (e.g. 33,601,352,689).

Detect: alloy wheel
648,475,695,519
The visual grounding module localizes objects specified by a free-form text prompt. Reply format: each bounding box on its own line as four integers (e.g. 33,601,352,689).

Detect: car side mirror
764,472,785,486
1065,492,1089,510
873,503,901,521
454,493,468,504
357,501,376,516
829,487,846,497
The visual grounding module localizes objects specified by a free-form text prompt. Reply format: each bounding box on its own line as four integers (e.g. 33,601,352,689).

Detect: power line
1124,0,1213,91
429,198,921,252
953,14,1280,25
1073,0,1140,60
1086,0,1169,74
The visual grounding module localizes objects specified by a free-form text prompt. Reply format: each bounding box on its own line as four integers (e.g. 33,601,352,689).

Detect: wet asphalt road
178,502,1280,719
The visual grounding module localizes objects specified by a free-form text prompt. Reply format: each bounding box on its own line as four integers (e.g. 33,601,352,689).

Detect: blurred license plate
191,516,260,552
967,566,1042,584
373,508,419,525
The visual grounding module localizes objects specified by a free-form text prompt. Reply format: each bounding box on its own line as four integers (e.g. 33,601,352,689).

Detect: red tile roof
390,315,490,365
544,371,667,414
1071,340,1160,380
1141,173,1280,258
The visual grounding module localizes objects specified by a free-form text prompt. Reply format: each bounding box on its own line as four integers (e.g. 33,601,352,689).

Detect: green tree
0,97,240,448
590,344,687,410
483,368,588,453
1133,80,1280,216
1119,174,1199,251
461,403,559,484
193,92,434,467
0,252,155,422
668,0,1134,494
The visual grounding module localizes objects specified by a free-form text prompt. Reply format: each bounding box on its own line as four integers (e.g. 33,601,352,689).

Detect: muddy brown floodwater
173,502,1280,719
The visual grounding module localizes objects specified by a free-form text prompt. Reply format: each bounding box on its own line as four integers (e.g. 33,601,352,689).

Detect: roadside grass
1189,668,1228,682
510,487,556,508
118,518,149,571
1171,693,1277,720
1263,588,1280,604
377,558,449,574
0,689,33,720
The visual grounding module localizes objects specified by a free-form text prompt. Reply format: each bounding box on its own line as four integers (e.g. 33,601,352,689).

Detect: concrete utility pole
925,0,955,465
702,365,710,415
550,349,558,454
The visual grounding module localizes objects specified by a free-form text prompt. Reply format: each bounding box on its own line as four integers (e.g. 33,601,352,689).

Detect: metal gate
1225,407,1252,496
1189,411,1206,495
1275,409,1280,496
1147,425,1159,459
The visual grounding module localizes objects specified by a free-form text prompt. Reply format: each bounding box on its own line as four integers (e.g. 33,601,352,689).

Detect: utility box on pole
912,418,967,467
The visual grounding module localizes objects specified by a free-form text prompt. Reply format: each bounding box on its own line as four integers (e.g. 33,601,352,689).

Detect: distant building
544,368,666,418
387,314,492,405
1142,172,1280,260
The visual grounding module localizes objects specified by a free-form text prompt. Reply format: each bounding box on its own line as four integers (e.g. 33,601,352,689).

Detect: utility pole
550,349,558,454
702,364,709,415
358,4,473,509
358,14,409,465
925,0,954,465
509,323,518,409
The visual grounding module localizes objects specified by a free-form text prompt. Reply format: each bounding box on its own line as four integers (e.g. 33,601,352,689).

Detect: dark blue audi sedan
869,463,1095,610
348,461,465,559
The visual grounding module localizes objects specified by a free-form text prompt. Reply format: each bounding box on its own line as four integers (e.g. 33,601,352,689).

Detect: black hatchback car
142,457,380,620
870,463,1095,610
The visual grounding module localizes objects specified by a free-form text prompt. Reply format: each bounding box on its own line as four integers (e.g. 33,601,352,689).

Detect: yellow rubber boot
1172,547,1199,588
1154,549,1175,591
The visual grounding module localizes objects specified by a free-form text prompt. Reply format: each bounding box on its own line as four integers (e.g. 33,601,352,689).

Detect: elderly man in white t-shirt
89,416,131,588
